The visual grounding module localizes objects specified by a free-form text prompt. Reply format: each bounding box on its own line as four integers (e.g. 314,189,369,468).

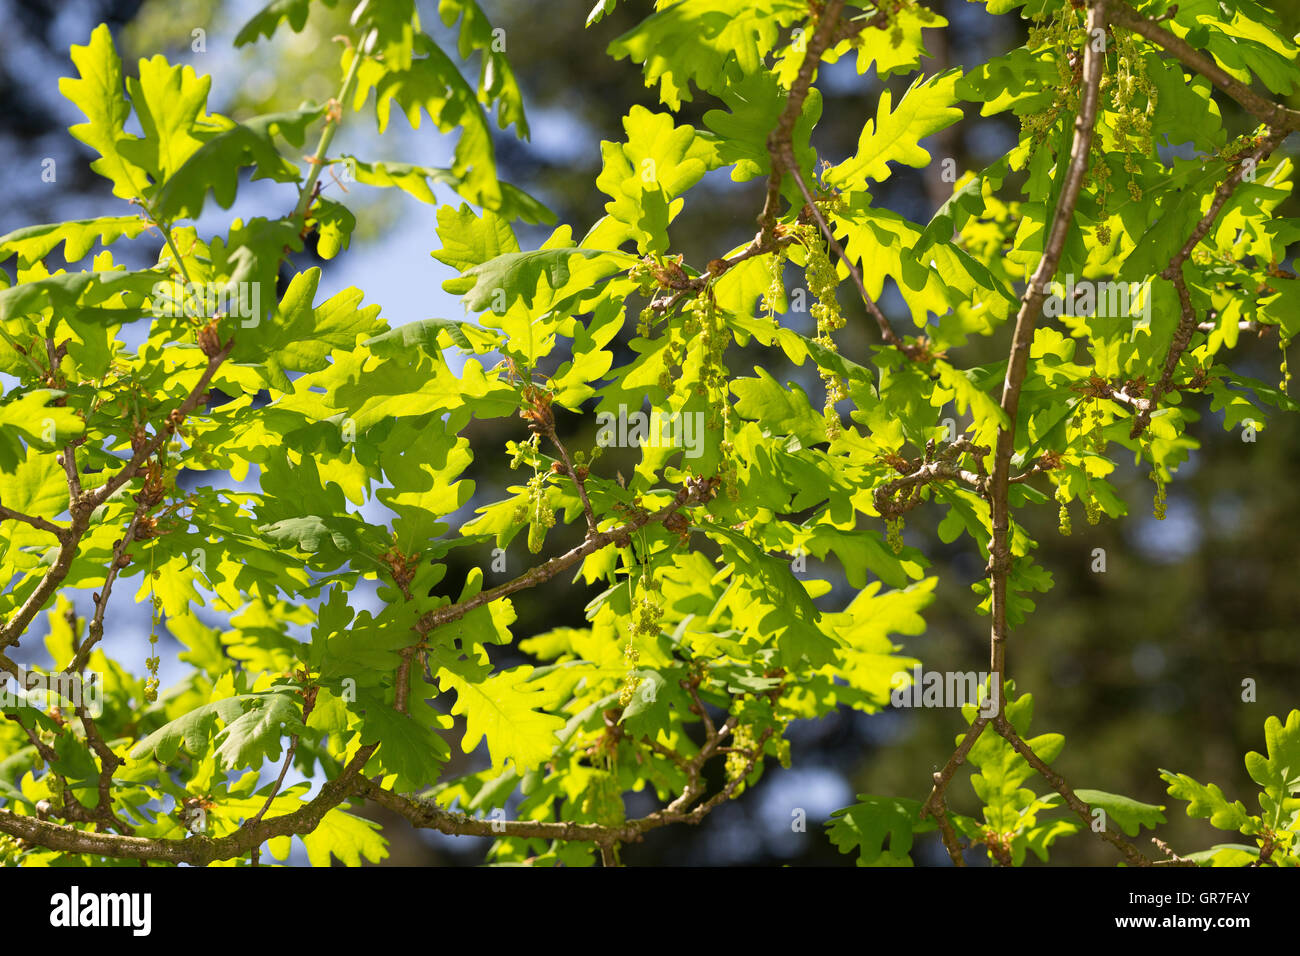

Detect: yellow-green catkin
621,571,662,707
727,724,756,780
1056,485,1072,536
886,516,905,554
1143,437,1166,520
719,439,740,503
525,473,555,554
1089,399,1106,454
618,638,640,708
761,249,785,329
1083,485,1101,526
1281,334,1291,394
799,224,847,440
1151,469,1167,520
144,594,162,704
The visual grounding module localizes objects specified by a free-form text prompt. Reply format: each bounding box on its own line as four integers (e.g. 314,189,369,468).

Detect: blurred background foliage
1,0,1297,865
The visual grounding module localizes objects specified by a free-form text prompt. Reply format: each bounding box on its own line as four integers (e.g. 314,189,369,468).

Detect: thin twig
1131,130,1288,435
0,342,231,657
683,678,716,740
649,231,796,316
355,725,771,848
758,0,847,235
916,711,996,867
785,158,910,352
546,426,597,535
413,476,719,636
247,737,301,829
0,505,66,539
77,708,135,835
930,788,967,867
1156,267,1198,397
986,0,1107,693
69,503,148,673
874,439,991,516
86,341,232,511
1108,3,1300,131
292,40,366,225
993,715,1150,867
0,743,378,865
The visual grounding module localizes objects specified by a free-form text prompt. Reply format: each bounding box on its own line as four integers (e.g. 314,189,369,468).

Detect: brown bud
197,319,222,359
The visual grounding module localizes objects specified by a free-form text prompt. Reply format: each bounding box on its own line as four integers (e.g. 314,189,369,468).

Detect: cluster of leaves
0,0,1296,867
831,696,1300,867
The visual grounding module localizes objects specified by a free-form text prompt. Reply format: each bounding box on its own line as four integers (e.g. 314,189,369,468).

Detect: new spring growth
524,473,555,554
508,432,555,554
796,222,848,440
760,247,784,329
887,516,905,555
719,439,740,503
1142,436,1167,520
685,293,727,419
1281,334,1291,394
1089,398,1107,454
1083,483,1101,526
621,568,663,707
727,723,757,781
1056,484,1072,537
1152,470,1167,520
144,594,162,704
